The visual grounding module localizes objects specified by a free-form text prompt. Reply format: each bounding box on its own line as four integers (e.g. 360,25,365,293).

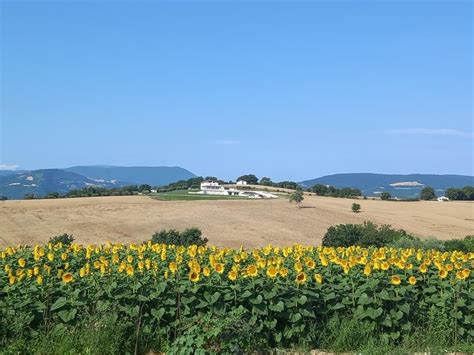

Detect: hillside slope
300,173,474,198
65,166,196,186
0,169,121,199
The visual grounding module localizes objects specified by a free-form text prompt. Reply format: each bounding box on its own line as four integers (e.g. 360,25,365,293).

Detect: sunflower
266,266,278,278
381,261,389,271
228,270,237,281
363,265,372,277
169,262,178,273
203,267,211,277
295,272,307,285
305,258,316,270
462,269,470,279
419,264,428,274
390,275,401,285
126,265,134,276
279,267,288,277
214,263,225,274
18,258,26,268
294,262,303,273
62,272,74,283
408,276,417,285
247,265,258,277
189,271,200,282
314,273,323,284
37,275,43,285
438,269,448,279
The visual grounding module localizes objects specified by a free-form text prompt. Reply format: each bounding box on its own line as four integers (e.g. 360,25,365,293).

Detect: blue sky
1,1,472,181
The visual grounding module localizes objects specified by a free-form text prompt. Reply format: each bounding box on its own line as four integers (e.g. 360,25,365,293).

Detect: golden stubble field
0,195,473,247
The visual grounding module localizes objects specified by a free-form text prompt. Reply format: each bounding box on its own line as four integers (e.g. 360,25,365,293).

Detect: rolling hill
299,173,474,198
0,169,122,199
65,166,196,186
0,165,197,199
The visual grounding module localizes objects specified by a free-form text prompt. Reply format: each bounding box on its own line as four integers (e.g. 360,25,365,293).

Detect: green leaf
250,294,263,305
269,301,285,312
50,297,67,311
151,308,165,320
58,308,77,322
358,293,372,305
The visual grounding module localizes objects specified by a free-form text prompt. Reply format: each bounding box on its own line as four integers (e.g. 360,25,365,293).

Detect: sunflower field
1,242,473,352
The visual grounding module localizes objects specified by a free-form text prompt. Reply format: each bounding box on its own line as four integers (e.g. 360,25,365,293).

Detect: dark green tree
259,177,273,186
351,203,361,213
420,186,436,200
236,174,258,185
380,192,391,200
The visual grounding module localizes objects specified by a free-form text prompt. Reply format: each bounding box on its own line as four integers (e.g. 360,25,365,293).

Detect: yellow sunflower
438,269,448,279
62,272,74,283
296,272,307,285
314,273,323,284
390,275,401,285
246,264,258,277
189,271,200,282
214,263,225,274
266,266,278,278
228,270,238,281
408,276,417,285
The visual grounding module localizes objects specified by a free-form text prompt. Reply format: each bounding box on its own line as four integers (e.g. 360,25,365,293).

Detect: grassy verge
148,190,251,201
3,311,473,354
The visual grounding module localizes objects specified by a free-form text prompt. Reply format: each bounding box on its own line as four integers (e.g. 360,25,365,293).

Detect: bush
322,222,411,248
48,233,75,246
380,192,391,200
151,228,208,246
351,203,361,213
444,235,474,253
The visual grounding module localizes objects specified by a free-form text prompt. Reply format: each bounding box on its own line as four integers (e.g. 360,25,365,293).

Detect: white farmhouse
236,180,247,186
437,196,449,202
194,181,277,199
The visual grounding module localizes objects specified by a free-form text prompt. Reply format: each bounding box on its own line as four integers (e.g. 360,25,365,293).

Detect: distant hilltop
299,173,474,199
0,166,196,199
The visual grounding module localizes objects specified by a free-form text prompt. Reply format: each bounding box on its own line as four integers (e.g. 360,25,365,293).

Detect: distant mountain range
299,173,474,198
1,168,472,200
0,166,196,199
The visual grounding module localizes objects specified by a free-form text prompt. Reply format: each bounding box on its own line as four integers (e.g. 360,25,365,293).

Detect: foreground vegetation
1,240,472,353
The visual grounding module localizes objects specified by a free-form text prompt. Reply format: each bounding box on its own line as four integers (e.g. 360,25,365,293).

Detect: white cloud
0,164,19,171
209,139,241,145
388,128,474,138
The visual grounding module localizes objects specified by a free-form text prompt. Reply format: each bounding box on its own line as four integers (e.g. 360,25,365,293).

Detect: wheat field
0,195,473,247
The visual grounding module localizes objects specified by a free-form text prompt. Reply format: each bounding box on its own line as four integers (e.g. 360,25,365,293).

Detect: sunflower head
228,270,237,281
214,263,224,274
296,272,307,285
247,265,258,277
438,269,448,279
314,273,323,284
390,275,401,285
62,272,74,283
408,276,417,285
189,271,200,282
266,266,278,278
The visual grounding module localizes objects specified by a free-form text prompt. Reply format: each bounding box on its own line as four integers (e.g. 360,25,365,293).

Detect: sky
1,0,472,181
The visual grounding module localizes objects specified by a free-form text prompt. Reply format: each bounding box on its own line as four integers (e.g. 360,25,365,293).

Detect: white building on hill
195,181,277,199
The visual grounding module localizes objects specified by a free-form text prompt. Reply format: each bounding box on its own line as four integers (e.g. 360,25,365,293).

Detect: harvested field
0,195,473,247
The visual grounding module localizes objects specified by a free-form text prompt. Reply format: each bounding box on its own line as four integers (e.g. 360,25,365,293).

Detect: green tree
289,190,304,208
380,192,391,200
420,186,436,200
351,203,361,213
236,174,258,185
259,177,273,186
311,184,329,195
